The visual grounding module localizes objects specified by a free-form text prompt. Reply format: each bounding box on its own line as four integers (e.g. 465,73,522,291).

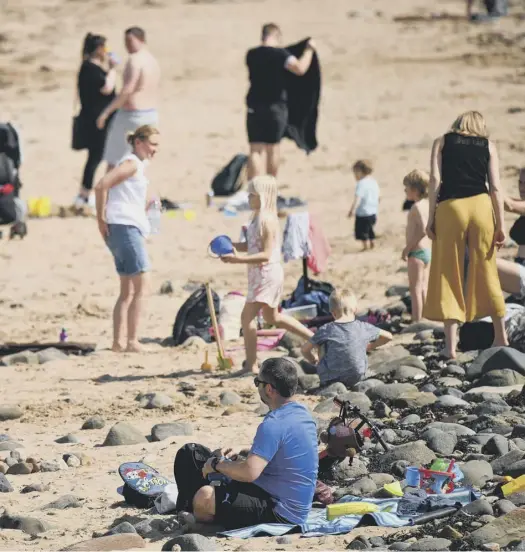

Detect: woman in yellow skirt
423,111,508,359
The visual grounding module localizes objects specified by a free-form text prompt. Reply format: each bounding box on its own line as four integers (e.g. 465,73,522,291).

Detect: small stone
0,405,23,421
483,436,509,457
407,538,451,551
374,401,391,418
160,281,174,295
0,473,13,492
21,483,50,494
0,513,50,535
151,422,194,441
389,544,411,551
481,545,500,552
438,526,463,540
102,422,146,447
298,374,320,391
222,404,247,416
7,462,33,475
0,461,7,474
66,455,81,468
318,382,347,397
435,395,471,408
393,391,437,408
442,364,466,378
0,441,23,451
64,534,146,551
376,441,435,471
37,347,68,364
463,499,494,516
104,521,137,536
422,429,457,455
55,433,79,444
140,393,173,409
40,459,68,472
369,537,385,547
400,414,421,425
220,391,241,406
254,403,269,416
491,450,525,475
461,460,494,487
367,383,418,402
494,499,517,515
0,351,39,366
276,536,292,545
82,416,106,430
43,494,82,510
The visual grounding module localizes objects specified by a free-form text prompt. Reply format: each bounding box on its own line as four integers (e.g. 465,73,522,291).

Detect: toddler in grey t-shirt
302,289,393,388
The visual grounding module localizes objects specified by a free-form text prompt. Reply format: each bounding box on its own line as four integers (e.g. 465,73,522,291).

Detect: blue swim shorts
106,224,150,276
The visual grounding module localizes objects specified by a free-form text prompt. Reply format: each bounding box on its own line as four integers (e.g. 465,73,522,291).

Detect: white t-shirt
105,154,150,235
355,175,379,217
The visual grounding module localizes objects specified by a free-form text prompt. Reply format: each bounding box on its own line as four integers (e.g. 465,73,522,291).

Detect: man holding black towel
245,24,316,180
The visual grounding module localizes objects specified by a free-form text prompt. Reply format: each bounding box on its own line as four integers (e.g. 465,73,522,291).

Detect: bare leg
496,258,522,295
113,276,132,352
126,272,148,352
361,241,368,252
369,240,375,250
193,486,216,523
266,144,281,177
443,319,459,359
408,257,426,322
492,315,509,347
241,302,262,373
247,143,266,180
262,305,314,341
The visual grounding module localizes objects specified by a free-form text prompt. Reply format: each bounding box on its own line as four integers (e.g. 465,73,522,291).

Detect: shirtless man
97,27,160,169
245,24,315,180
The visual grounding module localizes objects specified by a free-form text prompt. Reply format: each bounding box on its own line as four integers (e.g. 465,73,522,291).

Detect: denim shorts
106,224,150,276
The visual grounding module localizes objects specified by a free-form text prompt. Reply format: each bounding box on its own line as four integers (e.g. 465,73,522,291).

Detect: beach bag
118,462,171,509
211,154,248,197
282,276,335,317
173,443,213,512
172,285,220,346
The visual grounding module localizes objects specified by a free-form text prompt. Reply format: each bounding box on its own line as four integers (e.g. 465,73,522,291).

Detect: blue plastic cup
209,235,234,257
406,466,421,487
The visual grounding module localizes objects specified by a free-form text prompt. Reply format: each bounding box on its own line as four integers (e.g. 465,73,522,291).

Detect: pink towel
308,214,331,274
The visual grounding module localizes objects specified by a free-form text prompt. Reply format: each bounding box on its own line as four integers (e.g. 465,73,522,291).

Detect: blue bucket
209,235,234,257
406,466,421,487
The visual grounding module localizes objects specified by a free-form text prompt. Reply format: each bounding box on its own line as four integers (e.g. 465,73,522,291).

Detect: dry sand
1,0,525,549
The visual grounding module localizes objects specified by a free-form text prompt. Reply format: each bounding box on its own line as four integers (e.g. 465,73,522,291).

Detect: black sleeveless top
439,132,490,203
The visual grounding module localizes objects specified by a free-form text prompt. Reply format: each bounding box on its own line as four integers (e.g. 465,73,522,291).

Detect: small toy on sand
205,283,233,371
201,350,213,372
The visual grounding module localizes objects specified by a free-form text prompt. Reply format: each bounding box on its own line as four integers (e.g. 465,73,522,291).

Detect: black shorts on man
245,46,292,145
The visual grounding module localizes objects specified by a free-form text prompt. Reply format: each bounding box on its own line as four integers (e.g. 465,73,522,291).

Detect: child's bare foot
241,360,259,374
112,343,125,352
126,341,143,353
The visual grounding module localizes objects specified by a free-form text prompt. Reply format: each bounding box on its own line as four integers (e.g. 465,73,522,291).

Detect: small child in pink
221,175,313,373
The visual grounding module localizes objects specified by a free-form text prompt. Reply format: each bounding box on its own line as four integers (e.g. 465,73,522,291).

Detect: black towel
284,38,321,154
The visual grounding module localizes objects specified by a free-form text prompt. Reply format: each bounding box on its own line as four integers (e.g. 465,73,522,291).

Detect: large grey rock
1,351,39,366
423,422,476,437
104,522,137,536
467,348,525,381
460,460,493,487
55,434,79,444
391,365,427,381
63,534,146,551
407,538,451,551
151,422,194,441
40,459,68,472
352,379,383,393
317,382,347,397
82,416,106,430
336,392,372,412
505,460,525,478
376,441,435,471
511,425,525,439
7,462,33,475
480,369,525,387
463,499,494,516
333,457,369,480
0,473,13,492
368,345,410,368
394,391,437,408
343,476,378,496
102,422,146,447
43,494,82,510
0,512,50,535
37,347,68,364
494,499,517,515
0,405,23,421
475,401,511,416
435,395,471,408
369,356,426,377
436,377,463,388
491,450,525,475
366,383,418,402
422,429,457,455
470,508,525,547
400,414,421,425
161,534,219,551
482,435,509,456
219,391,241,406
298,374,320,391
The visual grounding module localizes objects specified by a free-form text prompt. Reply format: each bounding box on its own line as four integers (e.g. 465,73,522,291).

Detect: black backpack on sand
172,285,220,346
211,154,248,197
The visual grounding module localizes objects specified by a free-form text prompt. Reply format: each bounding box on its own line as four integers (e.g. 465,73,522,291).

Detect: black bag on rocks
172,285,220,346
173,443,213,512
211,154,248,197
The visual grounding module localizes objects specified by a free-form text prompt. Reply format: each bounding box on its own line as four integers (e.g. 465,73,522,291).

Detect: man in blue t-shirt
192,357,318,530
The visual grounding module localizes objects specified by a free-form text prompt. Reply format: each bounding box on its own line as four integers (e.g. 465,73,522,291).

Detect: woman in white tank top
94,124,160,352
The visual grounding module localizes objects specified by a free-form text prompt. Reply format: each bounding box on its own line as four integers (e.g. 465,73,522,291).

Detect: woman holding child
424,111,508,359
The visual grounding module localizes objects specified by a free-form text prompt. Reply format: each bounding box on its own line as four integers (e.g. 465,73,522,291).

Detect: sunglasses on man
253,377,274,389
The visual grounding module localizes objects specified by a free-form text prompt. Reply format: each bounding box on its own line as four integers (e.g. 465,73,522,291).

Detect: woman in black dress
75,33,117,209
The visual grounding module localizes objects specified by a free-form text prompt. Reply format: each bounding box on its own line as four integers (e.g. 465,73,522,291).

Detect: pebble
64,534,146,551
40,458,68,472
376,441,435,471
0,441,23,451
103,521,137,536
0,461,7,474
367,383,418,402
276,536,292,545
220,391,241,406
0,351,39,366
55,433,80,444
140,393,174,409
0,472,13,492
463,499,494,516
422,428,457,455
407,538,451,551
21,483,50,494
0,405,23,421
37,347,68,364
82,416,106,430
102,422,146,446
66,455,81,468
394,391,437,408
161,534,219,551
43,494,82,510
0,512,50,535
494,499,517,515
461,460,494,487
7,462,33,475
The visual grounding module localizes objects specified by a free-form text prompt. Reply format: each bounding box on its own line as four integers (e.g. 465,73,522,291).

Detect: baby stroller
0,122,27,239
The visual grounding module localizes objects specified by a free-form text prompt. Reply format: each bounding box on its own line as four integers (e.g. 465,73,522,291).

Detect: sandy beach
1,0,525,549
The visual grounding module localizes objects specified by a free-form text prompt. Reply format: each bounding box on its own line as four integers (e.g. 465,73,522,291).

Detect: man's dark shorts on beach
247,103,288,145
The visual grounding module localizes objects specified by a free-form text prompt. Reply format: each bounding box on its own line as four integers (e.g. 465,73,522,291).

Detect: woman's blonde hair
450,111,489,138
248,175,278,239
126,125,159,146
403,169,429,199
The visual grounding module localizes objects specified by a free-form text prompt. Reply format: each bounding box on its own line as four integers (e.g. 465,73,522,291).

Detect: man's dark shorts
247,103,288,145
214,480,290,530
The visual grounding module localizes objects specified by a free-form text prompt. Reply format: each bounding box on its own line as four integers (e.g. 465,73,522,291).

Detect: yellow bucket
28,196,51,218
